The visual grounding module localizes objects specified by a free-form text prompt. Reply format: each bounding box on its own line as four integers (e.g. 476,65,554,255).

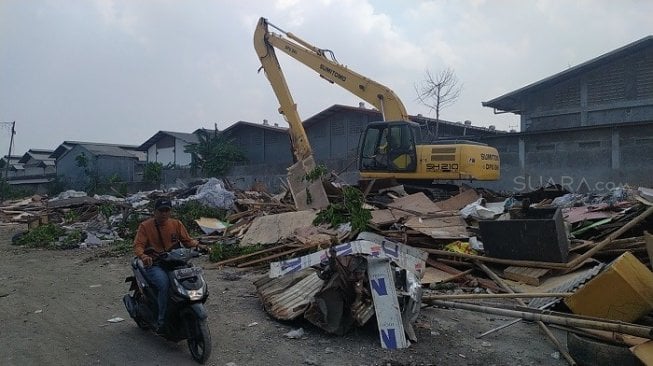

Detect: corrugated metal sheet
254,268,324,320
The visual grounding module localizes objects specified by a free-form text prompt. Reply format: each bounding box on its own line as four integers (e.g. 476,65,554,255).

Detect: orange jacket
133,217,197,259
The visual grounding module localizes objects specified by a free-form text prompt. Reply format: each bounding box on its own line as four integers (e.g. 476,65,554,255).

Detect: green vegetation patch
314,186,371,232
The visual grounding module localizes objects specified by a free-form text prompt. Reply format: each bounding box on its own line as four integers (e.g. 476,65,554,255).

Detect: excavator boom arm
254,18,409,124
254,18,313,161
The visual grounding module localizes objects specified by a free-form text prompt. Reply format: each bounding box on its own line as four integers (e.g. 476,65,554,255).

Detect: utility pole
1,121,16,201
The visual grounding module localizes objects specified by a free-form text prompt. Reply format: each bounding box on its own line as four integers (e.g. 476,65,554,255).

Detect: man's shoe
154,324,166,335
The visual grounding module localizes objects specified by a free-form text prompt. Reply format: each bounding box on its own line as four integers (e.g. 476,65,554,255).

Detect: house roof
221,120,288,135
19,149,56,164
137,130,200,151
38,160,56,167
482,35,653,113
51,141,140,159
302,104,505,133
1,155,21,164
79,144,145,160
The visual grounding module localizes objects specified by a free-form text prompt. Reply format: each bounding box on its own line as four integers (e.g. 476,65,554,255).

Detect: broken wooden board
631,340,653,365
287,156,329,211
404,215,469,239
436,189,479,211
503,266,551,286
563,205,616,224
421,267,461,285
388,192,441,216
239,210,318,247
370,209,409,226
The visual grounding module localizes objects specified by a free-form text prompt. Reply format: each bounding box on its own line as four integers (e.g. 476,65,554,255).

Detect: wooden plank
436,189,479,211
426,258,503,292
370,209,407,226
404,215,469,239
239,210,317,247
421,267,456,284
389,192,441,215
503,266,551,286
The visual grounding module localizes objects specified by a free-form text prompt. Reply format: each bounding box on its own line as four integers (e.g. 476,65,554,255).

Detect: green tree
75,153,100,193
143,162,163,184
185,129,247,177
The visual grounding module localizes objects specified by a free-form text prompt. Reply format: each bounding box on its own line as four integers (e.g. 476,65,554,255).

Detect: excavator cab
359,121,420,173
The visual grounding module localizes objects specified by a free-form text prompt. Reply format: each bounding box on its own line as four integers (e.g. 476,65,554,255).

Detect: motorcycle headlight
187,287,204,301
173,279,205,301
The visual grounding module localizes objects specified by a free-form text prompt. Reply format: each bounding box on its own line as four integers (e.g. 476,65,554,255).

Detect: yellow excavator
253,17,500,196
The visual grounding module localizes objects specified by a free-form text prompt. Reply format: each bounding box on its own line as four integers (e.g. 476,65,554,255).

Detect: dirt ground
0,223,569,366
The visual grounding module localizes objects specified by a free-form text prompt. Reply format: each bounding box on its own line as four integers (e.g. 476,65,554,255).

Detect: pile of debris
3,178,653,363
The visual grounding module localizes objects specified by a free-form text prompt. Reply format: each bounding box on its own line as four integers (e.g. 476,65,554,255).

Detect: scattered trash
34,309,43,314
247,322,258,327
284,328,305,339
107,317,124,323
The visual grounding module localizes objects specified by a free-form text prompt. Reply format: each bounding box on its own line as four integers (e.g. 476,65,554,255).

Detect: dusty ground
0,223,569,366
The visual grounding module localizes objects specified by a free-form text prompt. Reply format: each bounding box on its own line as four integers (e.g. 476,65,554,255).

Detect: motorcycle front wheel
186,315,212,364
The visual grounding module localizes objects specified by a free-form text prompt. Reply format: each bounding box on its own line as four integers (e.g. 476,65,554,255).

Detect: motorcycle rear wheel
132,292,150,330
186,316,212,364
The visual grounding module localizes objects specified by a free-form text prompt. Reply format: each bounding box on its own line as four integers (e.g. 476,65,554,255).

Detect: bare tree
415,68,462,138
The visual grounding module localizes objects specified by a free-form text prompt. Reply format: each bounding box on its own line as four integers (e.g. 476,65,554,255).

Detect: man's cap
154,198,172,210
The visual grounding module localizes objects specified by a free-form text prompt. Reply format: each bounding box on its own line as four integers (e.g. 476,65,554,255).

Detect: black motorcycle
123,247,211,364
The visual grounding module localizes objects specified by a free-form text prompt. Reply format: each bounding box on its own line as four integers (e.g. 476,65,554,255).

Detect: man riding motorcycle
133,197,209,333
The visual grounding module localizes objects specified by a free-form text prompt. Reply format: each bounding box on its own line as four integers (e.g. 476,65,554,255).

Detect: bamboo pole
475,261,577,366
423,292,571,301
567,206,653,268
204,244,292,269
431,299,653,339
548,324,650,347
236,244,316,268
422,248,569,269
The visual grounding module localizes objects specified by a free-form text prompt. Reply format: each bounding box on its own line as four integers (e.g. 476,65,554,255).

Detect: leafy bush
314,186,371,232
56,229,83,249
143,162,163,184
14,224,66,248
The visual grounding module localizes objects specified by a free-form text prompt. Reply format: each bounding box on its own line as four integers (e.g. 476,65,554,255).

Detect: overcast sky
1,0,651,155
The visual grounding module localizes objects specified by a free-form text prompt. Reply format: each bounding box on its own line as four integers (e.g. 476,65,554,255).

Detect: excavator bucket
286,156,330,210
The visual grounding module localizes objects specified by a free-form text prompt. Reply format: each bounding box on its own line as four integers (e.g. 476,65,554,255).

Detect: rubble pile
3,179,653,362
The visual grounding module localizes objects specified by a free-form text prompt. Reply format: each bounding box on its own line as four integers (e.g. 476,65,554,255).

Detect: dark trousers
144,265,169,327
